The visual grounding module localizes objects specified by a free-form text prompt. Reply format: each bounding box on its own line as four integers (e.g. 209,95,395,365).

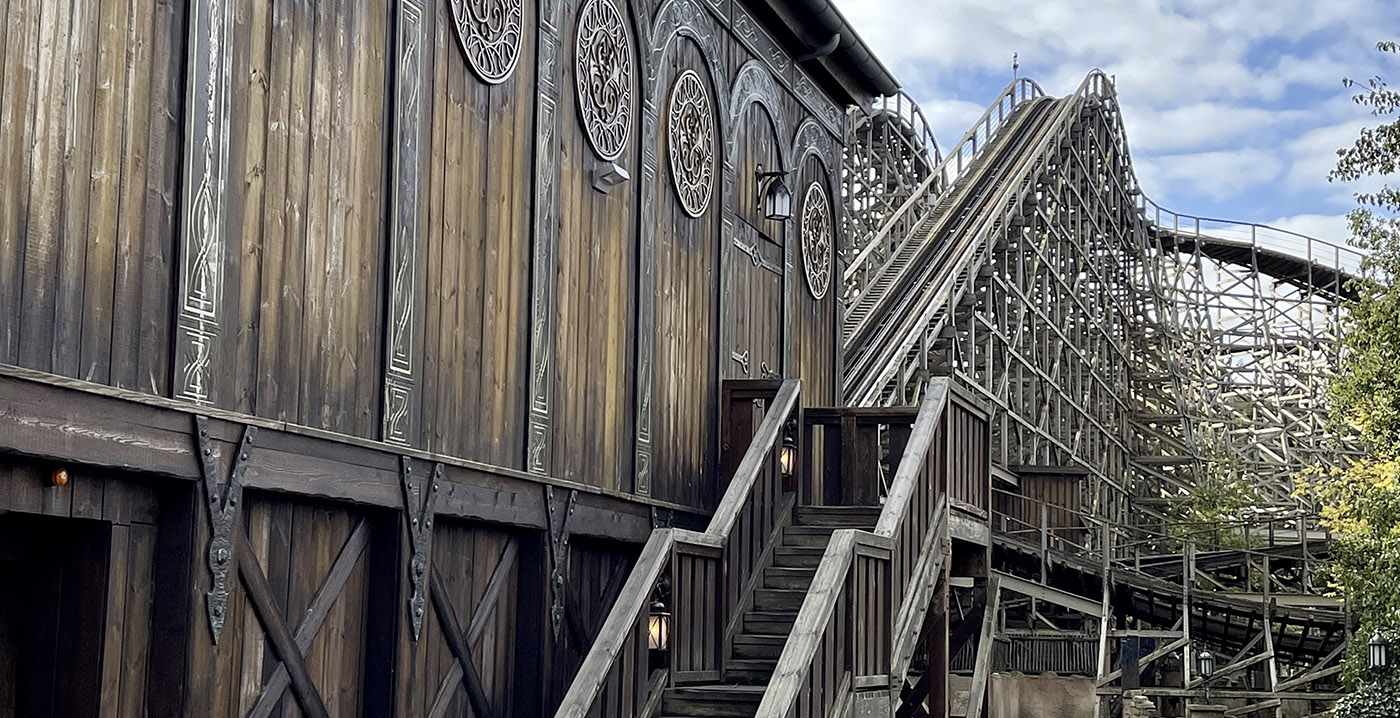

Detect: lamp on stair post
1370,629,1390,673
778,419,798,493
1197,649,1215,704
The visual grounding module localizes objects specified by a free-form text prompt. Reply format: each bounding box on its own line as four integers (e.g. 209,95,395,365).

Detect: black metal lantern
779,433,797,479
1197,650,1214,679
647,599,670,651
1371,629,1390,671
756,164,792,221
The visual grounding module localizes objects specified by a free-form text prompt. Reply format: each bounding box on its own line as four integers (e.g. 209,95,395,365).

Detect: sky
835,0,1398,246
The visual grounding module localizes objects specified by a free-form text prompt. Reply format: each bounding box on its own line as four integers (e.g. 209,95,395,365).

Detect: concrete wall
988,673,1097,718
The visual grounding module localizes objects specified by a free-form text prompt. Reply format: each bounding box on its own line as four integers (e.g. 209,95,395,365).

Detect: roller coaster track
842,70,1362,511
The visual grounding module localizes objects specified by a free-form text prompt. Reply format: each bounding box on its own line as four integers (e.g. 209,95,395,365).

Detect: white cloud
1136,148,1285,203
836,0,1393,227
1266,213,1353,245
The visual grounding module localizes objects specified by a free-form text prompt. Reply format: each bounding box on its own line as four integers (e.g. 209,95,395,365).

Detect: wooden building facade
0,0,897,714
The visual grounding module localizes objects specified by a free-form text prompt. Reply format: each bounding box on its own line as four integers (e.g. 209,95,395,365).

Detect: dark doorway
0,513,110,718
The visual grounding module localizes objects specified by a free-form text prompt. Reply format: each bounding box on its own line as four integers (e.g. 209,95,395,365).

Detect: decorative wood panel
649,38,723,510
793,152,837,405
383,0,432,446
397,518,520,718
223,0,390,436
419,0,536,467
0,0,183,394
550,0,641,489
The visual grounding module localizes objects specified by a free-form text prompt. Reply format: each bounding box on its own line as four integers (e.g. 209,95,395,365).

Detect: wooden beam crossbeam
1098,637,1189,686
236,533,333,718
425,538,519,718
428,567,497,718
245,518,371,718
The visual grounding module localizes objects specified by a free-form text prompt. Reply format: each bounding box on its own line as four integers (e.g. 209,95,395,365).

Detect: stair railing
758,378,988,717
554,379,801,718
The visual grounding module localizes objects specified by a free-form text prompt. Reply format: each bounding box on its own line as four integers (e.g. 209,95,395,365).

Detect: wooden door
726,102,787,382
726,223,785,381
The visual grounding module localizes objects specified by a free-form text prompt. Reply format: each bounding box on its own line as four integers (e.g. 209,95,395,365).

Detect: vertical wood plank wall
0,0,857,713
415,0,535,466
0,0,848,507
224,0,391,435
0,0,184,393
793,154,836,406
650,37,724,509
552,0,641,490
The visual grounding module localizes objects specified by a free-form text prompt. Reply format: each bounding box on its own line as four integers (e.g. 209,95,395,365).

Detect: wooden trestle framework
0,0,1360,716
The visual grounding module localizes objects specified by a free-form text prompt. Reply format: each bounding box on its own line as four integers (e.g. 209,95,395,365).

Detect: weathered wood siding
551,0,642,490
186,492,379,717
225,0,391,436
793,153,837,405
397,518,520,716
0,0,183,392
649,38,724,509
414,0,535,467
0,0,852,512
726,102,785,383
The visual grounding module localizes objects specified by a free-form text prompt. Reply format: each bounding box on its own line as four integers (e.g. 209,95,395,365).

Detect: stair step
795,505,881,528
772,546,823,568
753,587,806,610
661,685,764,717
779,530,835,548
743,610,797,634
762,566,816,590
725,658,779,684
730,633,787,659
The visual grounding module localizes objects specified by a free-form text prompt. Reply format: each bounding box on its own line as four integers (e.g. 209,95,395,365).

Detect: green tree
1304,39,1400,688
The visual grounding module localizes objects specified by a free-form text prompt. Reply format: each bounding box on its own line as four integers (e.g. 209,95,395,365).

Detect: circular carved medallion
574,0,632,161
667,70,715,218
801,181,832,299
450,0,524,85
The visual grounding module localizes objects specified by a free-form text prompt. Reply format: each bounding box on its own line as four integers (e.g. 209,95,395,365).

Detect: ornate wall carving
667,69,715,217
449,0,524,84
574,0,632,161
801,181,832,299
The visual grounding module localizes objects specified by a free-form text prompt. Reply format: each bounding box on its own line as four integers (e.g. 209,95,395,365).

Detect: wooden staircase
555,379,993,718
657,507,880,717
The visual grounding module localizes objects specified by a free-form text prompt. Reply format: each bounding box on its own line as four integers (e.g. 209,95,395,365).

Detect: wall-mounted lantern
1197,650,1214,679
756,164,792,221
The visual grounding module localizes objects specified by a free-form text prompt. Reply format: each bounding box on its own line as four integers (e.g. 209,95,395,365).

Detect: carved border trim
175,0,236,404
383,0,429,446
527,0,565,475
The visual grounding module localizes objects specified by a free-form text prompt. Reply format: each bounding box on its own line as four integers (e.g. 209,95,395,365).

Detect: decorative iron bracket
546,486,578,637
400,457,441,640
730,350,750,375
650,506,675,530
194,416,257,644
760,361,781,379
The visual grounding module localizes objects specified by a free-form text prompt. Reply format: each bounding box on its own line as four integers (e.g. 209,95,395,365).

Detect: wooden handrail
706,379,801,540
555,529,675,718
554,379,801,718
874,377,949,538
757,380,965,717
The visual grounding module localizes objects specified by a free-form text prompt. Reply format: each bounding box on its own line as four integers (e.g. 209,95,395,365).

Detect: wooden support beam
992,571,1102,617
1225,699,1282,717
966,575,1001,718
1098,637,1190,686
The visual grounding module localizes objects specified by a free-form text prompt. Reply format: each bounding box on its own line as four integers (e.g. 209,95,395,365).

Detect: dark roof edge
787,0,900,97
